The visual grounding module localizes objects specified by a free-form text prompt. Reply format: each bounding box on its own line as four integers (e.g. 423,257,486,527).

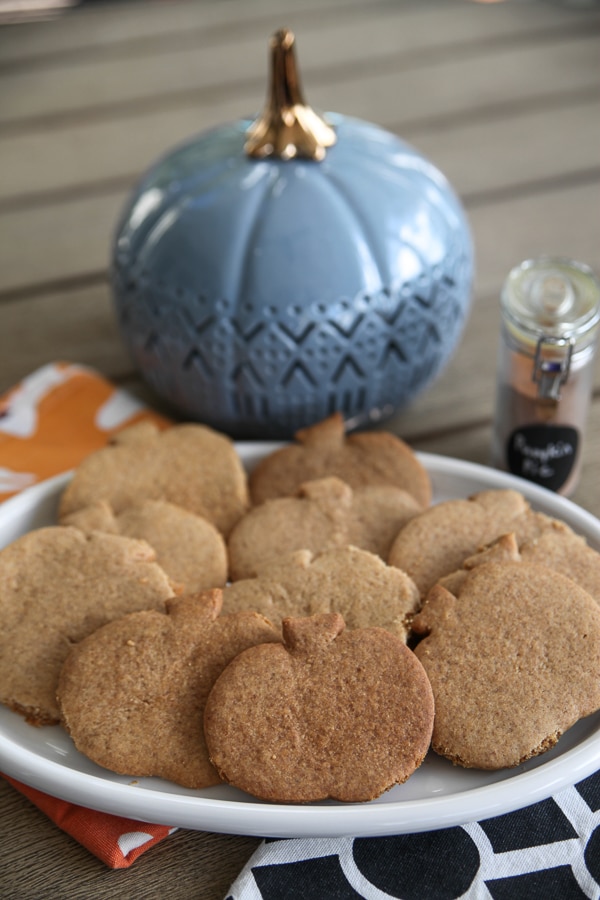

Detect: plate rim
1,448,599,837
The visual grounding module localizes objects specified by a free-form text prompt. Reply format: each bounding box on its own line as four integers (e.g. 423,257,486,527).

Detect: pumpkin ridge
312,165,389,290
117,130,245,267
229,162,283,322
322,162,444,295
210,163,279,315
136,195,192,270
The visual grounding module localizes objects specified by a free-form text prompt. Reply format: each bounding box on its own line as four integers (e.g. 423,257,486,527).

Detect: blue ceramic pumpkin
111,29,473,439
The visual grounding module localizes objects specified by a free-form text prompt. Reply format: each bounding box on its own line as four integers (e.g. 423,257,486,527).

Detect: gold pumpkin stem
245,28,337,162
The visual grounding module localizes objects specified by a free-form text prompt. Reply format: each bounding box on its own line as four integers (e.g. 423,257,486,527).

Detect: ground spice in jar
491,257,600,496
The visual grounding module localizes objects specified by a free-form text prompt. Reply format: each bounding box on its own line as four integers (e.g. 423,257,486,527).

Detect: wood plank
2,0,595,68
1,25,598,197
470,181,600,297
0,0,376,63
2,86,599,208
0,284,127,391
307,34,600,148
0,191,117,292
1,5,598,128
411,96,600,201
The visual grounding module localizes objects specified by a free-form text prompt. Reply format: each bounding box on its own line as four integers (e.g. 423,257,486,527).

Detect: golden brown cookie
58,422,248,536
204,613,434,802
436,532,520,597
0,526,176,725
221,545,420,639
388,489,530,597
57,591,280,788
249,413,431,508
436,523,600,607
518,517,600,606
227,476,422,580
63,499,228,594
412,561,600,769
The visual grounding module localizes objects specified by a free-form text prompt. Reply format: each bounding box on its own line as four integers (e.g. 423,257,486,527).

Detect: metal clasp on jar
532,335,574,401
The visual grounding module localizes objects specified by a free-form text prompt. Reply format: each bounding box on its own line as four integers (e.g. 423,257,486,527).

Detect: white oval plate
1,446,599,838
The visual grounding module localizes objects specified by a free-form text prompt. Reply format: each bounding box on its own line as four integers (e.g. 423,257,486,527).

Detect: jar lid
502,256,600,354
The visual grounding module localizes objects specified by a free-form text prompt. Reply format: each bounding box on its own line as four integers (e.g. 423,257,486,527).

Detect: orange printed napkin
0,362,176,868
0,361,170,499
2,776,176,868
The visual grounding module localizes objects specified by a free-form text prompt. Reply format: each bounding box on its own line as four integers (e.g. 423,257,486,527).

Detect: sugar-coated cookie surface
221,545,420,639
412,561,600,770
0,526,175,725
57,590,280,788
249,413,431,508
227,476,423,580
58,422,249,536
204,613,434,803
63,499,228,593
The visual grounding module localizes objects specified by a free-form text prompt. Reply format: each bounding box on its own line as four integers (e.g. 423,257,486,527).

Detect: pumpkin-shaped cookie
0,526,175,725
58,421,248,536
388,489,531,597
434,532,521,597
221,545,419,639
519,518,600,605
249,413,431,507
204,613,434,802
57,591,280,788
227,476,422,580
413,561,600,770
63,499,228,593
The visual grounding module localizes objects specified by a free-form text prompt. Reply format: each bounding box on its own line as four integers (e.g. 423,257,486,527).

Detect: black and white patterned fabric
226,771,600,899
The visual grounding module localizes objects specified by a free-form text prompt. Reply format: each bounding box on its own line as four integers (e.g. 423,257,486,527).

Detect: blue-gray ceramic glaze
111,114,474,438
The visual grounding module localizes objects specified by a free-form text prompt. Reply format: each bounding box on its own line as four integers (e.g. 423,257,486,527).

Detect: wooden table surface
1,0,600,896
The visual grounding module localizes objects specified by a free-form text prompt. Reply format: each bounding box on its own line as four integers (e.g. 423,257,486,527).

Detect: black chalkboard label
506,424,579,492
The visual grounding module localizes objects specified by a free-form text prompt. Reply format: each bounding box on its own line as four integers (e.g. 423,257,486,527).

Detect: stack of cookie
1,413,599,804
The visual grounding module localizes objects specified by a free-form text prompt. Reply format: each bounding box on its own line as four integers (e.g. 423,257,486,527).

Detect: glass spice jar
491,256,600,496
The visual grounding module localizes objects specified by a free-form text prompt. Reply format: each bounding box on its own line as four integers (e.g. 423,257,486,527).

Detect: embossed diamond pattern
113,245,469,437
